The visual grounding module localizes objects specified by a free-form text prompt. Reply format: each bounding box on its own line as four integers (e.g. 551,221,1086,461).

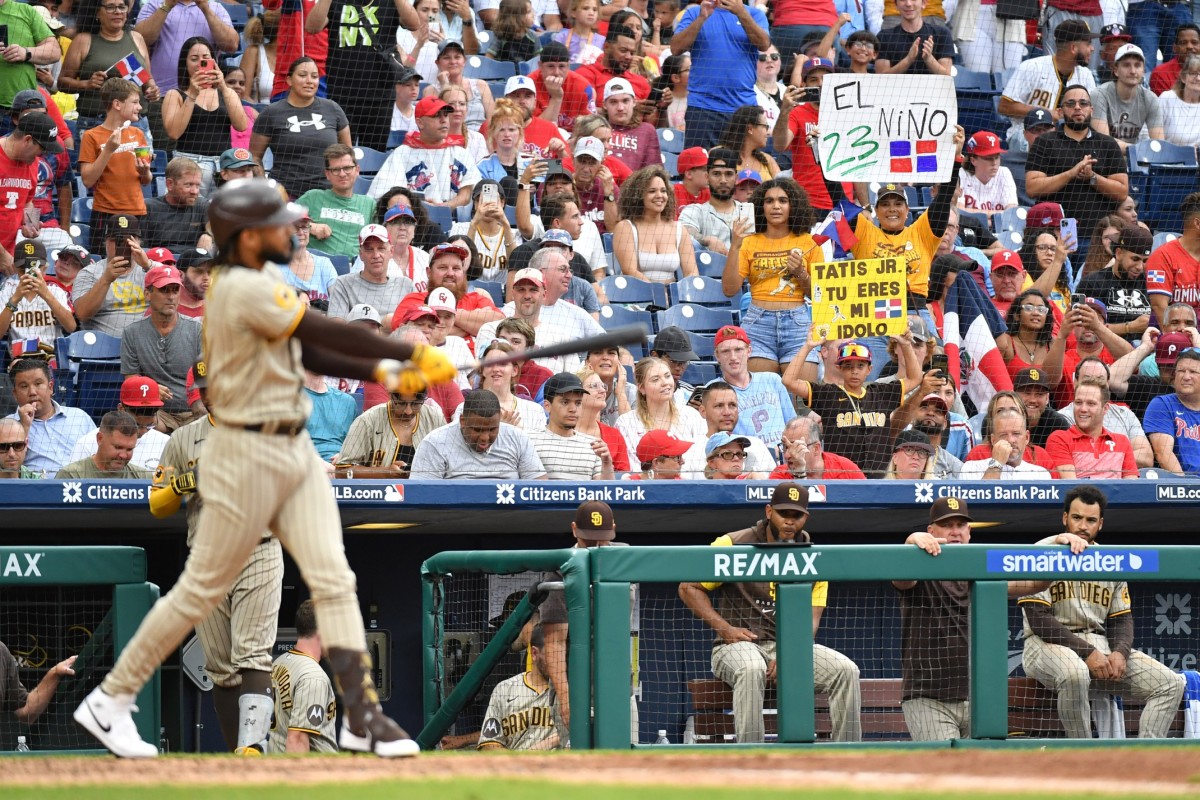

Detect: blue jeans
1126,1,1193,70
742,303,820,365
684,105,730,150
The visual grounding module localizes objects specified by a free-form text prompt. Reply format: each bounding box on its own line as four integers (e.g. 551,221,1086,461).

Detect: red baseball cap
990,249,1024,272
714,325,750,347
415,96,451,118
677,147,708,175
635,429,691,463
146,247,176,265
120,375,164,408
966,131,1004,157
144,264,183,289
401,304,439,324
1028,202,1065,228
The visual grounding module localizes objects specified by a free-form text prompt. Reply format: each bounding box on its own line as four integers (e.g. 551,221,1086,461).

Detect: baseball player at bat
477,622,562,751
1020,485,1185,739
149,358,283,755
75,178,458,759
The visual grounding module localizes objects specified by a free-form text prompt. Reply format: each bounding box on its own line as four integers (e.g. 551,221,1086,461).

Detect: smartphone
1071,292,1086,307
1060,217,1078,252
0,25,9,48
648,85,665,106
480,183,499,204
931,352,949,376
545,158,563,174
114,236,132,264
199,57,210,71
802,87,821,103
428,19,441,34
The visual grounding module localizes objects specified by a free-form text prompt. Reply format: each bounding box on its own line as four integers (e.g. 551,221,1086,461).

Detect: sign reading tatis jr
809,258,908,341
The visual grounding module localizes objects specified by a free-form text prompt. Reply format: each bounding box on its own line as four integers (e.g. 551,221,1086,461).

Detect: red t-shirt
1151,58,1181,96
0,145,39,252
674,184,710,218
772,0,837,27
965,443,1059,476
517,360,553,399
1059,346,1115,406
600,421,630,472
264,0,329,97
1045,426,1137,479
1145,238,1200,316
608,122,661,173
392,289,499,330
787,103,833,210
531,69,597,131
768,451,867,479
574,62,651,101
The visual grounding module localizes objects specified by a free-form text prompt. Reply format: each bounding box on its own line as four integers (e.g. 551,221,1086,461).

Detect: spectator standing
298,144,376,258
328,225,415,324
1126,1,1193,73
79,79,151,247
714,325,799,448
143,157,209,253
0,0,61,110
7,357,96,475
1092,44,1164,150
875,0,953,76
1158,55,1200,147
1150,23,1200,95
716,105,779,180
1146,192,1200,323
999,21,1098,142
421,40,491,135
773,59,852,217
60,0,157,132
263,0,328,100
391,66,421,140
553,0,602,64
0,239,75,343
1040,1,1101,70
239,12,279,105
134,0,239,93
670,0,769,150
951,0,1025,73
368,96,479,207
1144,348,1200,475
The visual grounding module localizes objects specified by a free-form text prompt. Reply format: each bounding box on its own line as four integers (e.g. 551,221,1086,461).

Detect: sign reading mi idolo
817,74,957,183
810,258,907,341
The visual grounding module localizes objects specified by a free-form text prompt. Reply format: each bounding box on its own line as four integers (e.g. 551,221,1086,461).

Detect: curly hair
750,178,813,235
1018,226,1071,297
617,165,675,222
1005,288,1054,346
486,99,527,150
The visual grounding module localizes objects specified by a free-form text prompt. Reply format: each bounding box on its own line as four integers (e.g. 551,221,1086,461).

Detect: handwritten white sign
817,75,958,183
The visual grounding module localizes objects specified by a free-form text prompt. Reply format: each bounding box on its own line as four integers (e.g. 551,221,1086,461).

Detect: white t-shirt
681,433,777,478
395,31,440,84
351,247,431,291
368,144,482,203
528,216,606,274
615,405,708,460
0,281,73,342
1001,56,1097,139
391,105,418,138
958,167,1018,213
68,427,170,470
1157,91,1200,147
439,335,474,389
475,299,605,373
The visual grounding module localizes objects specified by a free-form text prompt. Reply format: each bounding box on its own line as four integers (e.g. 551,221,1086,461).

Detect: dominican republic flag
112,52,151,86
874,298,903,319
812,199,862,258
10,338,42,358
939,274,1012,411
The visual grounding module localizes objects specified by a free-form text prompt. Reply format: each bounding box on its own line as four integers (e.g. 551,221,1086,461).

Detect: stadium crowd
1,0,1200,481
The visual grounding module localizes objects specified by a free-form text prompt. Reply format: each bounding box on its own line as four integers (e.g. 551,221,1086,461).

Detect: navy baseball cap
1024,108,1054,130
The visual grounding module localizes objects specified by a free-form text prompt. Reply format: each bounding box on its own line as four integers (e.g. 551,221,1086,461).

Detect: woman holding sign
724,176,823,375
60,0,159,132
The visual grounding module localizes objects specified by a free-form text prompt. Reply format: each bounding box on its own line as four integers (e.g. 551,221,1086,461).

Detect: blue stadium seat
71,197,93,224
599,275,667,308
1153,231,1180,250
155,176,167,197
997,229,1023,250
470,280,504,305
661,151,679,178
222,2,249,30
76,360,124,421
952,66,993,93
354,175,373,195
518,56,540,75
655,303,737,334
504,205,517,225
954,67,1005,140
151,150,168,176
681,363,718,385
425,205,454,235
387,128,407,149
668,275,731,307
694,249,727,280
598,304,654,333
602,232,613,253
658,128,684,155
64,330,122,361
353,146,389,175
465,56,516,81
687,332,715,360
994,206,1027,234
328,255,351,275
1129,140,1198,230
1001,150,1033,207
69,224,90,247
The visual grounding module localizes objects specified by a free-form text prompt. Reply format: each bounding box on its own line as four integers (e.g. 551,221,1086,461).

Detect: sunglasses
838,343,871,362
0,441,27,452
757,53,781,62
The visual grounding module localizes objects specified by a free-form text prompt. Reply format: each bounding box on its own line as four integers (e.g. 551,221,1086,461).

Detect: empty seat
658,128,684,154
600,275,668,308
353,146,389,175
598,304,654,333
655,303,737,334
668,275,731,307
465,56,517,80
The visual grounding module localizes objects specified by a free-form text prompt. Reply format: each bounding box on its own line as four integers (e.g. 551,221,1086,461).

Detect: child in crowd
651,0,678,48
554,0,604,64
78,77,151,251
488,0,541,64
674,147,710,215
846,30,879,74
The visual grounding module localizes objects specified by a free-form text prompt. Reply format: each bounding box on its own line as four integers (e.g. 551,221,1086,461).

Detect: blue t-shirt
1143,393,1200,475
304,387,358,461
730,372,796,446
279,257,339,303
676,4,767,113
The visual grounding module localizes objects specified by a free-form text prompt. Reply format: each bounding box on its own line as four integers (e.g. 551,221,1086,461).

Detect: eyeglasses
1062,99,1092,108
1184,72,1200,79
653,454,683,463
0,441,27,452
1035,244,1057,252
838,343,871,361
710,450,747,460
100,4,126,10
757,53,781,62
1020,304,1049,314
326,165,357,175
849,40,875,49
896,446,930,458
751,122,770,129
295,222,312,230
389,397,425,407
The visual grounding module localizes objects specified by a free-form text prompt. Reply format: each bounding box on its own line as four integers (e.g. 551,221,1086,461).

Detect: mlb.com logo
746,485,826,503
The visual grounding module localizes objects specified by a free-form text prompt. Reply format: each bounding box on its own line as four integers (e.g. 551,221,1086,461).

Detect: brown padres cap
770,482,809,512
929,496,972,524
574,500,615,540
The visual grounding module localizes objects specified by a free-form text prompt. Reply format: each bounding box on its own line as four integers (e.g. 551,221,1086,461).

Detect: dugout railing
422,543,1200,750
0,546,160,751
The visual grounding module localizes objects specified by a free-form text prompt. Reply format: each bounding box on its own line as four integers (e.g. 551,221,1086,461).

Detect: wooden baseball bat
467,324,649,370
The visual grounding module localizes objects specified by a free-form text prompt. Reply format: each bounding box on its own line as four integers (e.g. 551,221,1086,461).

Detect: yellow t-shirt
738,232,825,305
851,212,941,298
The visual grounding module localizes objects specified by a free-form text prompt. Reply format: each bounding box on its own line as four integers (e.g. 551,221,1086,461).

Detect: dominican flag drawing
874,298,903,319
939,275,1012,410
112,52,151,86
812,199,862,258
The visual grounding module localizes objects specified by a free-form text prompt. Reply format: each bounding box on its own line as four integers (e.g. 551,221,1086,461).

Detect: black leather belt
232,420,307,436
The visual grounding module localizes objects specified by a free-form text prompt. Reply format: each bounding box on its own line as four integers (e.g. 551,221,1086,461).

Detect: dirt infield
4,748,1200,795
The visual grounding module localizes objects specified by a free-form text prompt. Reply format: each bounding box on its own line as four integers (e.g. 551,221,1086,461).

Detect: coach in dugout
0,642,76,724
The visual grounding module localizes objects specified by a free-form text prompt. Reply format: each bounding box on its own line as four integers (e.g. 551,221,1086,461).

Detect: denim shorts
741,303,820,364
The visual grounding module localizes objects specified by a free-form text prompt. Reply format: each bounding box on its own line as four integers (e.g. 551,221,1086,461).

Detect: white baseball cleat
339,725,420,757
74,687,159,758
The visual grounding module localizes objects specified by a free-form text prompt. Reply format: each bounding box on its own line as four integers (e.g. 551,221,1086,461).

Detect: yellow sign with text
809,258,908,342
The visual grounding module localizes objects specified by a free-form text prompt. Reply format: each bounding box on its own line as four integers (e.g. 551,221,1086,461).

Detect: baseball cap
705,431,751,458
428,286,457,313
1084,297,1108,321
219,147,255,171
836,340,872,365
146,246,176,266
505,75,537,96
714,325,750,347
11,89,46,112
1114,43,1145,63
574,136,605,162
401,304,438,323
1115,225,1153,256
677,147,708,175
876,183,907,204
652,326,698,361
801,57,834,78
1055,19,1099,44
540,229,574,250
393,65,421,85
991,249,1024,272
16,111,63,154
437,39,466,57
120,375,164,408
383,204,416,224
636,429,691,463
1013,366,1051,391
192,359,208,389
1024,108,1055,130
921,393,950,410
707,147,739,170
894,428,934,454
56,243,89,263
574,500,615,540
358,223,389,245
414,96,451,118
736,169,762,186
966,130,1004,157
32,6,64,31
540,41,570,63
430,241,470,261
177,247,213,271
604,77,635,101
1100,22,1132,42
347,303,382,325
907,314,931,343
144,264,182,289
511,267,545,287
1027,202,1064,228
769,481,809,512
14,239,46,269
1156,331,1192,366
929,496,972,524
543,371,589,398
104,214,141,239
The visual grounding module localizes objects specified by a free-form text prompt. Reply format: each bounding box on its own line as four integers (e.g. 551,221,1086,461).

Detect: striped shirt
528,429,602,480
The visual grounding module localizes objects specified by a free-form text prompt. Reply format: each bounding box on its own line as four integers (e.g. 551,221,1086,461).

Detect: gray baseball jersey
269,649,338,753
338,402,444,467
478,672,560,750
1020,580,1130,638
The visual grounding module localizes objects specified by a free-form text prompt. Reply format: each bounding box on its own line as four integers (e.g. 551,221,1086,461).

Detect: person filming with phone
1025,84,1128,256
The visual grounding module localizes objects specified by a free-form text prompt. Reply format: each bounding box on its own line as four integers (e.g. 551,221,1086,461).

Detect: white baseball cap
428,286,457,313
347,304,382,325
574,136,605,162
1114,43,1145,62
512,267,545,287
604,77,635,102
504,75,537,96
358,224,389,244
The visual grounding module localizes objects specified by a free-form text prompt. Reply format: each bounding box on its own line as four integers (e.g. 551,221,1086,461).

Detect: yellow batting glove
375,359,427,395
410,343,458,386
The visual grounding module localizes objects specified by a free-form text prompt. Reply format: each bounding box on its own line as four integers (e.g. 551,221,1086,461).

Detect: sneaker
74,687,159,758
339,722,419,757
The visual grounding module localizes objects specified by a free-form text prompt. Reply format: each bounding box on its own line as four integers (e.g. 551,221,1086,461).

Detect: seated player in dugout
477,622,564,751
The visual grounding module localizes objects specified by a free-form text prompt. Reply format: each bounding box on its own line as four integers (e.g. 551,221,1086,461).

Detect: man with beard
575,26,650,102
602,78,660,174
1013,366,1071,448
175,248,212,318
907,392,964,477
143,158,209,253
1056,301,1133,405
679,482,862,743
1078,226,1153,344
477,623,563,750
1026,84,1128,248
1000,21,1098,142
529,372,612,480
408,389,546,479
394,242,501,339
367,97,480,207
679,149,755,256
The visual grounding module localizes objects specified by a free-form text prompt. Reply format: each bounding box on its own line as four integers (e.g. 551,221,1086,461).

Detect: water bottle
654,729,669,745
15,736,29,752
158,727,169,754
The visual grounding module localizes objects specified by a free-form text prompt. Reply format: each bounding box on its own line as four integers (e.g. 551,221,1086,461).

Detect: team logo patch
306,704,325,726
481,717,501,738
62,481,82,503
274,284,299,309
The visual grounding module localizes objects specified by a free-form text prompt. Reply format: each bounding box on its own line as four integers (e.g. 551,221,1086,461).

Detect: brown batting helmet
207,178,306,255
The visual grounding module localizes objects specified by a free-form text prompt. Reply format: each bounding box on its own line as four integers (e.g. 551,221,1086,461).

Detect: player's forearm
286,729,312,753
14,672,61,723
1106,611,1133,658
678,583,726,633
1022,601,1095,659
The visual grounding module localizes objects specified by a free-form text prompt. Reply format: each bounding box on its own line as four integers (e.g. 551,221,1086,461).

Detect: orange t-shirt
79,124,147,216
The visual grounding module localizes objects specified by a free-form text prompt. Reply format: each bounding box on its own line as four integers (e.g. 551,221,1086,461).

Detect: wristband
4,301,18,313
462,16,474,25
